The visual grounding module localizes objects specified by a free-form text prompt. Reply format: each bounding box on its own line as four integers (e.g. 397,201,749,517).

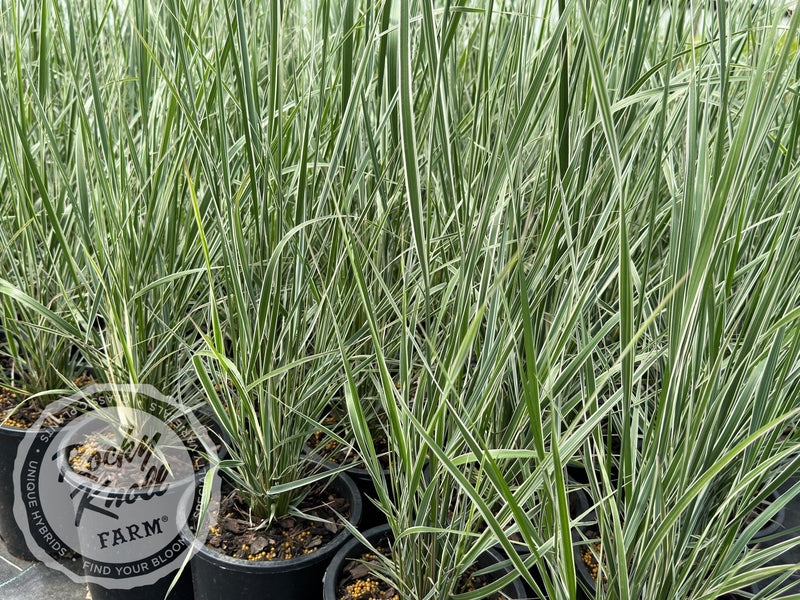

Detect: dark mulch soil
205,482,351,562
66,412,219,488
0,373,94,428
336,535,397,600
0,387,38,428
306,412,391,470
579,529,606,586
67,432,193,489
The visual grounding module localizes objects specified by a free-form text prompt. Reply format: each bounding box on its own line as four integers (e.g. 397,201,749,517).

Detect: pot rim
54,409,211,496
322,523,392,599
322,523,527,599
571,487,782,595
0,421,44,436
180,471,363,574
302,445,391,479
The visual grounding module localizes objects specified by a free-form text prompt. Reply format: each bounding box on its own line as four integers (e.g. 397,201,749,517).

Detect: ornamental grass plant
0,220,91,414
179,0,383,526
0,153,95,417
0,0,104,409
333,0,800,598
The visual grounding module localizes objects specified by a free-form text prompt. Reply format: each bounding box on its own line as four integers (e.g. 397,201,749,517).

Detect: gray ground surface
0,537,88,599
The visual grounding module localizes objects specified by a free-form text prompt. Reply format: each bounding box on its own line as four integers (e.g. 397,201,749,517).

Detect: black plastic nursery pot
323,524,527,600
316,457,390,531
748,490,786,545
569,482,593,520
571,490,781,600
340,466,390,531
0,418,88,569
0,421,38,560
184,472,363,600
304,442,392,531
53,405,215,600
57,455,199,600
566,439,644,486
0,381,98,568
567,482,593,597
86,568,195,600
496,482,591,598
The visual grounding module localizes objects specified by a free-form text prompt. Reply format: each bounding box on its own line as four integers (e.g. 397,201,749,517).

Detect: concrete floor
0,538,87,600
